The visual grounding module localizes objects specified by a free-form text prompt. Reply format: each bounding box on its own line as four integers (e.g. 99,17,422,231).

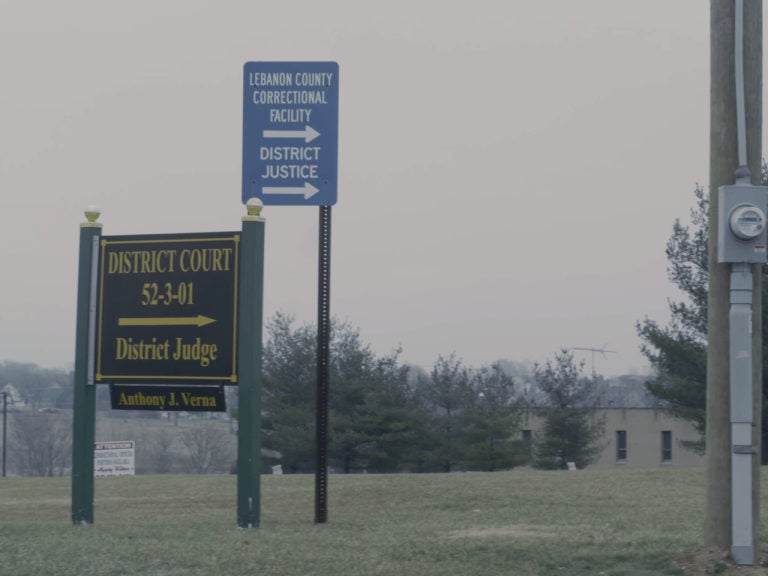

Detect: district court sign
96,232,240,383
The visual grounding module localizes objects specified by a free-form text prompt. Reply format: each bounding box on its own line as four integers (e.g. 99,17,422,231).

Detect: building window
661,430,672,461
616,430,627,461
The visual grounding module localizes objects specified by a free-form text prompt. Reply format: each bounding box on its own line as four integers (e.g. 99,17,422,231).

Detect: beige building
522,408,705,470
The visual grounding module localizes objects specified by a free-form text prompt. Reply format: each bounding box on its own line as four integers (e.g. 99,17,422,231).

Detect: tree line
1,318,607,476
261,312,604,473
0,361,73,410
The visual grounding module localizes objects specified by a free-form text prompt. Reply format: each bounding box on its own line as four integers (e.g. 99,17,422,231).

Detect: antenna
568,346,616,374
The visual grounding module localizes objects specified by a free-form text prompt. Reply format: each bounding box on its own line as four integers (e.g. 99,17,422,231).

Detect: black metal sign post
315,206,331,524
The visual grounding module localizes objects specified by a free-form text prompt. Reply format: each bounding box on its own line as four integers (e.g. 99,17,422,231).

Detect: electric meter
729,204,767,240
717,185,768,263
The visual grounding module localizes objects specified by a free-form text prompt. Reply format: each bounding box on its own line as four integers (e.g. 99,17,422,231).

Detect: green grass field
0,468,764,575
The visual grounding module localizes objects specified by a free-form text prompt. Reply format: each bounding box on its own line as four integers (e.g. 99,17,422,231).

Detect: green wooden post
71,206,102,525
237,199,265,528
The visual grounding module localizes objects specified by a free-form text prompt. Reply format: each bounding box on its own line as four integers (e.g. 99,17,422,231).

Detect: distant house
594,408,703,469
521,408,704,470
520,374,705,470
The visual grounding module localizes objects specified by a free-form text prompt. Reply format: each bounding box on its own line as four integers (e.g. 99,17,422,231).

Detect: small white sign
94,441,135,477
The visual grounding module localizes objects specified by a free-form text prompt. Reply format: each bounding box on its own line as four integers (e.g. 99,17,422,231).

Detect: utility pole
707,0,762,552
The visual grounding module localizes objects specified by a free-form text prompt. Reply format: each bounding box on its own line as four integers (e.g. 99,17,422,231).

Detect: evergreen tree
414,354,474,472
262,312,316,472
336,349,418,473
327,323,416,473
461,363,525,471
636,186,708,452
532,350,604,470
262,312,418,473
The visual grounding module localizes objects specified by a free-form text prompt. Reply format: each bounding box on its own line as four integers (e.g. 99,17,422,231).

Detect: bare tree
179,424,233,474
10,413,71,476
138,427,179,474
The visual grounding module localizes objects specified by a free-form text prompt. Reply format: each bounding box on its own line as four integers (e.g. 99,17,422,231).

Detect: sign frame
95,232,241,384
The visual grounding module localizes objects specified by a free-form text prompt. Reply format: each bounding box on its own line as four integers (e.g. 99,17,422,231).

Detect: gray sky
0,1,736,376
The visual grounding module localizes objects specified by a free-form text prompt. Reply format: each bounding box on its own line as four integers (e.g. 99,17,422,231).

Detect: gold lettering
180,393,217,408
116,392,166,409
108,246,233,274
108,252,120,274
141,251,151,272
211,248,233,271
115,337,170,360
116,337,128,360
179,248,233,273
164,250,177,272
179,250,191,272
221,248,232,271
172,337,219,367
211,249,224,271
106,249,178,274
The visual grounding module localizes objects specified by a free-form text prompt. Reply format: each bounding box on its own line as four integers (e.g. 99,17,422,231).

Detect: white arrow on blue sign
242,61,339,206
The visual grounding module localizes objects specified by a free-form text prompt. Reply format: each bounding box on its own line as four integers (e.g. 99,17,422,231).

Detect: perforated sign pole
315,205,331,524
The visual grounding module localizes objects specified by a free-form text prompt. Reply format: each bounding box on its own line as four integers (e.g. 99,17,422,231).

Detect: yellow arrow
118,315,216,327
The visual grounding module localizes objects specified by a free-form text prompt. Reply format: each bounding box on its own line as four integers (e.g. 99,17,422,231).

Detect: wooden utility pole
706,0,762,549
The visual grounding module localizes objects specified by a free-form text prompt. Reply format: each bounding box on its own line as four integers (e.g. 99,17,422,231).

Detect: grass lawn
0,468,765,575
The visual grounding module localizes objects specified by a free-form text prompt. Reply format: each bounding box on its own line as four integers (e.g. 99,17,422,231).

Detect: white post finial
82,205,102,227
84,205,100,222
243,198,265,222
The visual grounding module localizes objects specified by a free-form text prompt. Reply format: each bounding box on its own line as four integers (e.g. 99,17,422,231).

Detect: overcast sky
0,1,746,376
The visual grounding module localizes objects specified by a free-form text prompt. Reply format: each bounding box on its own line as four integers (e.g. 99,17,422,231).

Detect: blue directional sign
242,61,339,206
